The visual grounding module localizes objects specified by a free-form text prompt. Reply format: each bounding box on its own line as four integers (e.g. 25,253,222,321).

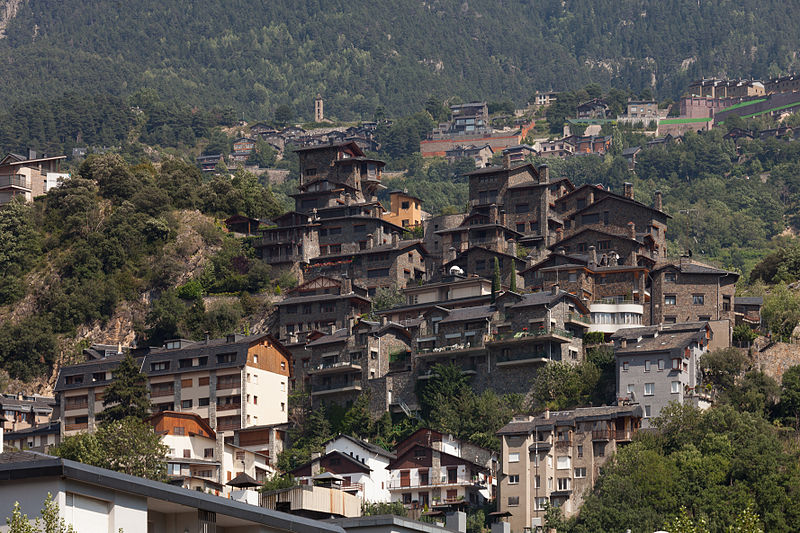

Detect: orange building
382,190,424,228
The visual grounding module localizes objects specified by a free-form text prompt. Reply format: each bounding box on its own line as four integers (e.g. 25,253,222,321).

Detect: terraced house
54,334,292,438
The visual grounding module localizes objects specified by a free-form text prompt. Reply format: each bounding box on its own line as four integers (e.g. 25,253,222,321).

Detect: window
644,405,652,418
594,442,605,457
665,294,676,305
664,316,677,324
204,448,214,458
672,358,681,370
508,452,520,463
658,359,665,371
577,445,583,458
693,294,705,305
182,378,192,388
516,223,525,232
556,456,571,470
535,497,548,510
402,493,412,504
508,474,519,484
622,361,629,372
181,399,192,409
665,272,677,282
507,496,520,507
644,360,651,372
575,467,586,478
199,397,210,406
582,213,599,224
216,353,236,364
199,377,210,386
65,375,83,385
475,259,486,271
644,383,655,396
183,449,191,458
568,272,577,282
92,372,106,382
627,384,635,395
253,396,258,405
401,201,410,209
671,381,681,394
557,478,571,491
174,426,185,435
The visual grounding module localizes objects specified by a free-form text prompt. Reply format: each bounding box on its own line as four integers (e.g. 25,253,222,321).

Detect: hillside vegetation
1,1,800,118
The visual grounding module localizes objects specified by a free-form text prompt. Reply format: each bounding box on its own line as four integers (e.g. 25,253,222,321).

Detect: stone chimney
347,316,355,335
329,324,337,335
344,192,352,206
623,182,634,199
489,204,499,224
609,252,619,267
654,190,663,211
551,283,559,295
537,164,550,184
392,232,399,247
507,239,517,258
502,152,512,169
342,278,353,294
446,246,457,264
544,408,550,419
367,233,374,249
310,452,322,476
628,221,636,240
555,227,563,242
589,245,597,267
381,315,388,326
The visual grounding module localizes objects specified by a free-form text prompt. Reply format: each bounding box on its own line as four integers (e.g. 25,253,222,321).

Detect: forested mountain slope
1,0,800,119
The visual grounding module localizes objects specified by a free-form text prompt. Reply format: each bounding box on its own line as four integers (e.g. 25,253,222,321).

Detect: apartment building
55,333,292,437
613,322,713,427
387,429,496,510
3,422,60,453
497,406,642,531
0,393,55,433
382,190,425,229
150,410,274,497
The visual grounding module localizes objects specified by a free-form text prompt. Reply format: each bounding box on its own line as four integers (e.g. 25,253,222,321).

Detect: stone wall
753,341,800,382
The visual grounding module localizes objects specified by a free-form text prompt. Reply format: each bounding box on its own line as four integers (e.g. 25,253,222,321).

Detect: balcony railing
150,387,174,398
592,430,634,441
0,175,30,189
309,361,362,374
388,477,484,490
491,328,573,341
65,423,88,431
417,341,486,355
567,312,591,324
555,439,572,449
311,380,362,395
495,352,550,366
216,380,241,391
217,402,242,411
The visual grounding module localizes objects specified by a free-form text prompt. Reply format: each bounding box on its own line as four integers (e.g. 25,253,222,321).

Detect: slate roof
305,328,351,347
735,296,763,306
654,261,738,278
497,405,644,435
275,293,370,306
325,434,397,459
437,305,495,324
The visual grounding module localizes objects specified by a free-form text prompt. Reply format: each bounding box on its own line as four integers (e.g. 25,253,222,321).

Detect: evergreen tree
509,266,517,293
491,257,501,302
97,353,150,423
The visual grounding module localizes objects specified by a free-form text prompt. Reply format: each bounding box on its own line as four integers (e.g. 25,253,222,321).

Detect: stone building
613,322,713,427
255,211,320,270
307,238,427,295
300,319,413,409
497,406,643,531
273,276,371,344
649,258,738,327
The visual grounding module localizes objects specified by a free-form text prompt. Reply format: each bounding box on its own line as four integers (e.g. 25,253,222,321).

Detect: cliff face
0,0,23,39
753,340,800,382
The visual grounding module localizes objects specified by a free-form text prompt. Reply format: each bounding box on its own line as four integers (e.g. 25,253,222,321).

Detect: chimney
381,315,388,327
620,338,627,349
347,317,355,335
654,190,663,211
537,164,550,184
507,239,517,258
502,152,511,169
392,232,399,247
117,342,123,355
589,245,597,267
551,283,559,295
544,408,550,419
310,452,322,476
623,182,634,199
367,233,374,249
329,324,337,335
288,332,298,344
344,193,352,206
343,278,353,294
204,332,210,344
446,246,457,264
628,221,636,240
490,204,499,224
28,148,36,160
499,209,506,226
555,228,563,242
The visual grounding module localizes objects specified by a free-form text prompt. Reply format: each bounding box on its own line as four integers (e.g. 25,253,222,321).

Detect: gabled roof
437,305,495,324
293,141,365,157
442,246,525,267
289,450,372,476
502,290,589,314
305,328,351,347
548,227,641,250
653,260,738,278
462,162,540,178
497,405,644,435
325,434,396,459
570,192,671,219
148,410,216,439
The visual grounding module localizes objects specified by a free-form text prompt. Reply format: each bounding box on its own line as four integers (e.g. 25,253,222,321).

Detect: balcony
416,341,486,356
217,402,242,412
0,175,30,190
388,477,484,490
311,380,362,396
65,422,88,431
495,352,549,367
150,387,175,398
566,312,591,326
554,440,572,451
216,380,241,391
308,361,362,375
592,430,634,442
489,328,573,344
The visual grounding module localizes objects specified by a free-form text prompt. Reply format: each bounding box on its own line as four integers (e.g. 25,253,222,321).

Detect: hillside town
5,73,788,533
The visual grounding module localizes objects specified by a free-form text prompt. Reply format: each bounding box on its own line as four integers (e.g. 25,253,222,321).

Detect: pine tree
97,352,150,423
491,257,501,302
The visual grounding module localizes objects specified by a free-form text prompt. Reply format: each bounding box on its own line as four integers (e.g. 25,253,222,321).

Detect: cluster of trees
4,1,800,119
0,154,285,381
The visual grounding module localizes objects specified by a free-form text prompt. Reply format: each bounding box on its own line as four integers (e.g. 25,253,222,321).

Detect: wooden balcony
150,387,174,398
65,423,88,431
217,402,242,412
592,430,634,441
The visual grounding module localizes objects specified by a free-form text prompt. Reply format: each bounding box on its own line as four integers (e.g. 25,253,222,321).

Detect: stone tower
314,94,324,123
